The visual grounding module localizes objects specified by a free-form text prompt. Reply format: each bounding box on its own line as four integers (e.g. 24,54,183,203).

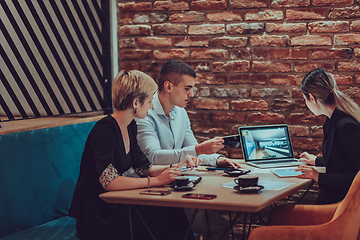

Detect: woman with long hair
296,67,360,204
69,70,197,240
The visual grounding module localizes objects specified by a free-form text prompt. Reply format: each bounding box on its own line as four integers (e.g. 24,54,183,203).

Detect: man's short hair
112,70,157,110
158,60,196,91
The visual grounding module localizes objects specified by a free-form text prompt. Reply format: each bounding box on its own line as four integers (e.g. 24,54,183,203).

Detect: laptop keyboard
256,159,298,164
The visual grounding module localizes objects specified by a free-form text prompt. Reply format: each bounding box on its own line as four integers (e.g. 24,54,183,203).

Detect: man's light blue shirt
135,92,220,166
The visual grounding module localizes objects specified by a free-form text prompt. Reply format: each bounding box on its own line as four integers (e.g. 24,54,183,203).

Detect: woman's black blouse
69,115,151,226
315,108,360,204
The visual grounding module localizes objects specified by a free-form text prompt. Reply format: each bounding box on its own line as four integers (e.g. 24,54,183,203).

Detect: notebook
238,124,303,169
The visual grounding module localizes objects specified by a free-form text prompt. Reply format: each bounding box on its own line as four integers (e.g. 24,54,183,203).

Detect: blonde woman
296,67,360,204
69,70,197,240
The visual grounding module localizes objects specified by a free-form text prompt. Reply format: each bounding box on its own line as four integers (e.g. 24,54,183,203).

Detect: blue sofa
0,120,97,239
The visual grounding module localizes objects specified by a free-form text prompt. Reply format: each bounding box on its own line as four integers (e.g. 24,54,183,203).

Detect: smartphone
182,193,217,200
140,190,172,195
223,134,241,148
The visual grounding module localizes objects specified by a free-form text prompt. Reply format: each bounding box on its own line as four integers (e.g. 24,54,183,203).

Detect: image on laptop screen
240,125,294,161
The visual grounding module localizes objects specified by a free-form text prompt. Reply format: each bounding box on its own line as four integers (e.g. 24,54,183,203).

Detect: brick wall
117,0,360,159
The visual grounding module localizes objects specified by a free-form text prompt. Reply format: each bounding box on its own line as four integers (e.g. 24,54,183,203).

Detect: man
136,60,242,240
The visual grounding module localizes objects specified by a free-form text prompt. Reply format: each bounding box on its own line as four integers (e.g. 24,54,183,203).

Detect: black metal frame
0,0,112,122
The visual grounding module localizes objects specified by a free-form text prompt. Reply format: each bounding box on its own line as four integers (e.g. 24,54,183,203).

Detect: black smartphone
182,193,217,200
223,134,240,148
140,190,172,195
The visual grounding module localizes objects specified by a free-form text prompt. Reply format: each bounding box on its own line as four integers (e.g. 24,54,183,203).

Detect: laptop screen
238,125,294,162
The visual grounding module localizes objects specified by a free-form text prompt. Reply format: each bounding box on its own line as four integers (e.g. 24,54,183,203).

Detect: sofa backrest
0,121,96,237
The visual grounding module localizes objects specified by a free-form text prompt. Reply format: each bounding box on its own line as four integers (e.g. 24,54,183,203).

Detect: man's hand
195,137,224,155
216,157,243,169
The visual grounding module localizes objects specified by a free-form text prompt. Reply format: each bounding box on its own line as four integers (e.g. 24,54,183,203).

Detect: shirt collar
152,92,177,120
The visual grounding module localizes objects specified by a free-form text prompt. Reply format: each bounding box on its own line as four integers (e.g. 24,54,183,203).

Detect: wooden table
100,165,313,239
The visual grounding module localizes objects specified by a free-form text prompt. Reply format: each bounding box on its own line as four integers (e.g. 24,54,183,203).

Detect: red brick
292,138,323,151
210,36,247,48
149,13,168,23
119,25,151,36
119,38,136,48
351,20,360,32
193,98,229,110
355,48,360,57
309,21,349,33
190,0,227,10
227,23,265,35
310,126,324,138
169,12,205,23
118,2,152,13
230,49,267,60
294,62,334,72
138,61,163,72
289,125,309,137
137,37,171,48
191,122,229,134
228,148,243,159
173,36,209,47
213,60,250,72
338,60,360,71
230,0,267,8
270,49,308,60
286,9,326,20
247,112,285,124
271,0,310,7
119,49,152,60
212,87,248,98
244,10,284,21
210,112,246,123
291,35,331,46
271,99,307,112
152,23,187,35
335,34,360,46
132,14,150,24
266,23,306,33
250,35,290,47
229,74,267,85
120,61,139,70
334,74,353,85
196,73,227,85
288,112,327,125
329,6,360,19
269,75,302,86
153,1,189,11
187,110,208,122
119,13,133,25
356,73,360,84
231,99,268,111
189,24,225,35
153,49,189,60
207,11,242,22
251,88,291,98
195,86,210,97
187,62,211,72
253,61,291,73
292,88,304,98
343,87,360,98
191,49,228,60
313,0,354,6
311,48,352,59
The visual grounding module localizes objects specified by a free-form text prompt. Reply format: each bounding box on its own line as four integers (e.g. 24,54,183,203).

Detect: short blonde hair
112,70,157,110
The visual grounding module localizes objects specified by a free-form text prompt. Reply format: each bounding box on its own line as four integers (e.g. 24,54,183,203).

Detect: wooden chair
248,171,360,240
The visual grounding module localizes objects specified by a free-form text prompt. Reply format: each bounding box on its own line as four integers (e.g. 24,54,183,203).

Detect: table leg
247,213,253,239
297,180,314,204
220,211,242,240
134,206,157,240
228,211,235,240
129,206,133,240
184,208,198,240
242,212,248,240
204,209,212,240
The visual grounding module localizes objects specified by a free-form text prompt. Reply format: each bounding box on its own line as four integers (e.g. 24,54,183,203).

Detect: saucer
171,182,195,191
234,185,264,193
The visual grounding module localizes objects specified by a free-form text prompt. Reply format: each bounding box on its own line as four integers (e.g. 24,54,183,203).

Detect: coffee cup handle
234,178,239,184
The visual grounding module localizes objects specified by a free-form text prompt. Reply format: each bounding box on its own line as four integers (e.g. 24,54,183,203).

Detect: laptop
238,124,303,169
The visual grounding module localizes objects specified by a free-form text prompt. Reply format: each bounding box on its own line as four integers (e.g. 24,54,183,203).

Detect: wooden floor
0,115,105,135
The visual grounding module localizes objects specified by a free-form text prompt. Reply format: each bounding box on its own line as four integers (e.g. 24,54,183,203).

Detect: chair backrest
331,171,360,239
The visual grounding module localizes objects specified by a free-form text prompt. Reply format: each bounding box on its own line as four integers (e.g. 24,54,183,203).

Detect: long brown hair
301,68,360,123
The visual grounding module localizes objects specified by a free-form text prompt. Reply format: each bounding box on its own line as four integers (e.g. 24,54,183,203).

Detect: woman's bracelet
147,176,151,188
